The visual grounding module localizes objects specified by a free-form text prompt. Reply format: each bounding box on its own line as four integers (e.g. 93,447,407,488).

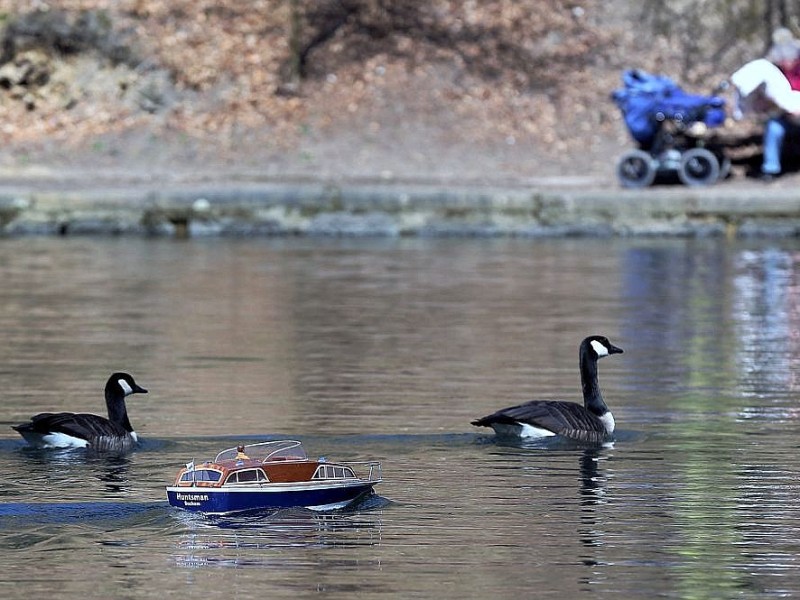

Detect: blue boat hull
166,482,375,514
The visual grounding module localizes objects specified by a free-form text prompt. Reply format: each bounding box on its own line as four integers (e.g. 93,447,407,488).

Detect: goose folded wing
532,402,608,442
26,412,127,439
474,401,607,442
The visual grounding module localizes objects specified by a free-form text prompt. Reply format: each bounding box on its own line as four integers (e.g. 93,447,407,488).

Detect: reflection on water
735,248,800,397
2,237,800,597
174,507,386,569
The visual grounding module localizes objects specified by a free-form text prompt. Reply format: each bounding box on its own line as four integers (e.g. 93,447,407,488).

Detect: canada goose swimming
13,372,148,452
471,336,623,443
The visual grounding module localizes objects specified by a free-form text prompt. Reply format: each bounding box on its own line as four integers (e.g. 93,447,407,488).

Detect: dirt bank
0,1,779,187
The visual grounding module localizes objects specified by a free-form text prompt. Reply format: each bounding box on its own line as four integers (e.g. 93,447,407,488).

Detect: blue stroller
612,70,729,187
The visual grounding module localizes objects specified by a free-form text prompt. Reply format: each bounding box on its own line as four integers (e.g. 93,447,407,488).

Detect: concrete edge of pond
0,177,796,238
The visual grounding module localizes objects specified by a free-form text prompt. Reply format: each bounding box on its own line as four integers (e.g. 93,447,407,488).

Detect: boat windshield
214,440,307,464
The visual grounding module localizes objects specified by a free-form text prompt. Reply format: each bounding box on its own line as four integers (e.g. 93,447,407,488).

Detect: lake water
1,236,800,598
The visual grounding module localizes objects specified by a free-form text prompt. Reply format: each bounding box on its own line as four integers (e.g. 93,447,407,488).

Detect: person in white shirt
731,37,800,180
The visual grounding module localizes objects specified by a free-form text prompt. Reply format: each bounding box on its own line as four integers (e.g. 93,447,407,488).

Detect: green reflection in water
668,424,747,598
668,253,753,597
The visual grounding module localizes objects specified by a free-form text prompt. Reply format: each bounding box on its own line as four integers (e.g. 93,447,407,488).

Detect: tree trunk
286,0,303,91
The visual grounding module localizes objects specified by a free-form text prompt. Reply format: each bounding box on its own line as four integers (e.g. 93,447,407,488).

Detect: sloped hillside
0,1,770,181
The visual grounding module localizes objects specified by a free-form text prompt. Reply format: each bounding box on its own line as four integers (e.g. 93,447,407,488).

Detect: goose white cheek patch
590,340,609,357
118,379,134,395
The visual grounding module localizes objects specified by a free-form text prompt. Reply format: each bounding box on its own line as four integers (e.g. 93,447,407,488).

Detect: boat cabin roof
171,439,382,488
214,440,308,464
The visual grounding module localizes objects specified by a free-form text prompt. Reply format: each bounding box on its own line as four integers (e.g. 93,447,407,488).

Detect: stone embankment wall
0,181,797,237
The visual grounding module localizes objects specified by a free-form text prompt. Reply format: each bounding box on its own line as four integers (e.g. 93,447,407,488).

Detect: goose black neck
105,388,133,432
580,346,608,416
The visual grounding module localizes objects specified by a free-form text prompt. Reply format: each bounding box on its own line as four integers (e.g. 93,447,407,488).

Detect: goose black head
583,335,624,359
106,372,148,398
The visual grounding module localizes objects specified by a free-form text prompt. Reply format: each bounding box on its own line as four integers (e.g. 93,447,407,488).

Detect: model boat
166,440,382,515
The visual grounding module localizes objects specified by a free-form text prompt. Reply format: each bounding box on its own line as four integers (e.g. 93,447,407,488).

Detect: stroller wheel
616,149,656,188
678,148,720,186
